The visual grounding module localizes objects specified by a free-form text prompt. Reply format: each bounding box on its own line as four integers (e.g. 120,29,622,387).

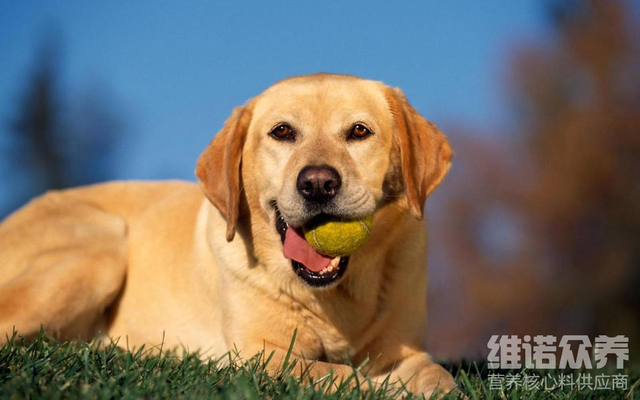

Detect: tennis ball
303,214,373,257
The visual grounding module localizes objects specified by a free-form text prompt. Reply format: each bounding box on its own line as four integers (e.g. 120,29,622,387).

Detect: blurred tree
521,0,640,360
428,0,640,363
9,36,66,191
3,34,124,217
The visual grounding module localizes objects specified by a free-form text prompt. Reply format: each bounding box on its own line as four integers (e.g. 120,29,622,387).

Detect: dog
0,73,456,396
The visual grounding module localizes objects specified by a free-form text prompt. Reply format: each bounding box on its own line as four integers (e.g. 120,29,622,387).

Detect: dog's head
196,74,452,288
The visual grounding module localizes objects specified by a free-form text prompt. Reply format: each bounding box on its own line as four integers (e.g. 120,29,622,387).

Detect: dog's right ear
196,103,253,242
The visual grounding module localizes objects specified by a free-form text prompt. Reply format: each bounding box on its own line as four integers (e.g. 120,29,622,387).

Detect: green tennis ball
303,214,373,257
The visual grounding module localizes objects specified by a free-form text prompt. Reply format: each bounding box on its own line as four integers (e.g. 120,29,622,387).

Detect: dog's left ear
385,87,453,219
196,103,253,241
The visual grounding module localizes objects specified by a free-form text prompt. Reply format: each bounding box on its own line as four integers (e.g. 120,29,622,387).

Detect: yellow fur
0,74,456,398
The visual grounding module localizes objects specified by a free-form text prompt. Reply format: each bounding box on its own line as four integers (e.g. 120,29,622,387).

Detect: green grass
0,332,637,399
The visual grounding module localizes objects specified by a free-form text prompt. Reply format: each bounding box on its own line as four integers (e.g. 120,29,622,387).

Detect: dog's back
0,181,225,348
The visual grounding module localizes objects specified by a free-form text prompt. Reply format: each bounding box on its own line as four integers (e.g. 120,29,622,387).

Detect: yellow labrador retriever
0,74,455,396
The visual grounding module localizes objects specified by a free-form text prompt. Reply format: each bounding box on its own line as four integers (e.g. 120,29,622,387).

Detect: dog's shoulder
59,180,203,217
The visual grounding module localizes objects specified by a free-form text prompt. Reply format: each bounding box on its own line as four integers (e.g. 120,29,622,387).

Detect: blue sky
0,1,548,210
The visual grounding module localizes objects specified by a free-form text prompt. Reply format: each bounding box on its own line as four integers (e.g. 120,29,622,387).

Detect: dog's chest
288,296,380,364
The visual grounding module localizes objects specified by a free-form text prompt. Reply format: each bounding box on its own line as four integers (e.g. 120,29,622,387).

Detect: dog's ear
196,104,253,241
385,87,453,219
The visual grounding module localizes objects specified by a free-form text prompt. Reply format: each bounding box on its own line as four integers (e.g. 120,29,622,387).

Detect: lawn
0,332,637,399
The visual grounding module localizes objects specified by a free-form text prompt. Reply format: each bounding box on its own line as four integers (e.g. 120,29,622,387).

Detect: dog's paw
408,363,460,399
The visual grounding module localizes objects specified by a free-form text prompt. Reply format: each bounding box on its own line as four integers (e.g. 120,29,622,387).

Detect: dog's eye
270,124,295,141
348,124,372,140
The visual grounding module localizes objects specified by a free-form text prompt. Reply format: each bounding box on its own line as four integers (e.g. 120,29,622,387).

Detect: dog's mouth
275,207,349,288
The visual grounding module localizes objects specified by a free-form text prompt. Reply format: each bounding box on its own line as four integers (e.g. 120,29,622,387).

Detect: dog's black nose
296,165,341,202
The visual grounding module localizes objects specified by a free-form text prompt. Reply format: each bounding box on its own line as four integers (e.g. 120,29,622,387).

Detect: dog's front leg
241,341,368,392
371,352,459,398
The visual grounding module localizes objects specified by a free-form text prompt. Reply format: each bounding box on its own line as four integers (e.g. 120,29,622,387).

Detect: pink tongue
283,227,332,272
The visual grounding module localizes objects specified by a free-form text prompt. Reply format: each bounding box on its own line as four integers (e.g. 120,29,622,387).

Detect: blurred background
1,0,638,363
